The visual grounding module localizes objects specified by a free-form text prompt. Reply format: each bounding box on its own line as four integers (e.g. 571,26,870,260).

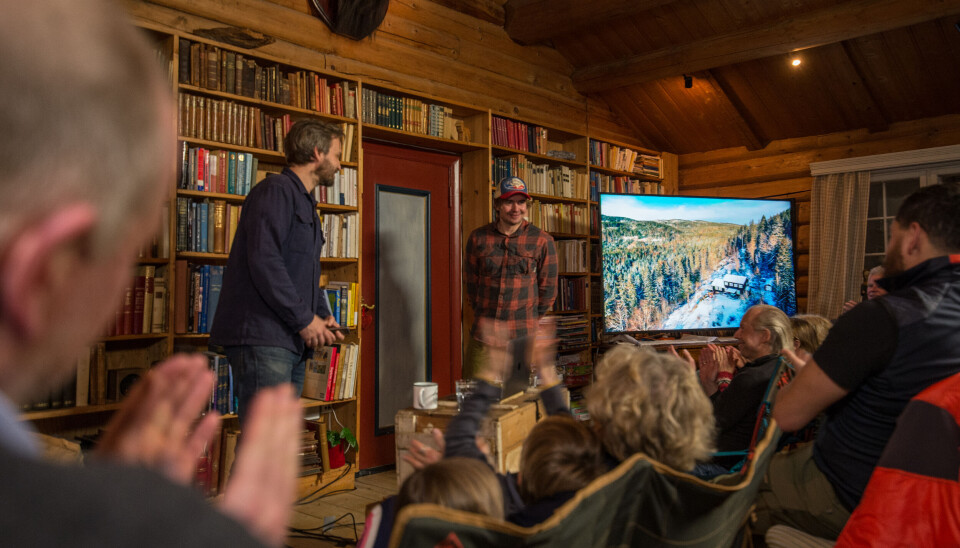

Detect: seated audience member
759,183,960,540
395,457,505,520
0,2,302,546
842,265,887,313
675,305,791,470
785,314,832,369
587,345,715,471
444,319,605,525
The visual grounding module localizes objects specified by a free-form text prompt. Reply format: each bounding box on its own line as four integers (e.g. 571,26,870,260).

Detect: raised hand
532,317,559,386
402,428,444,469
96,354,222,486
698,345,720,396
474,317,510,383
666,345,696,371
220,384,301,547
781,347,811,371
842,300,858,314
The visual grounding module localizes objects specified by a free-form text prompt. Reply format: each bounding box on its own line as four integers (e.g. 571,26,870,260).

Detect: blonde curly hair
586,345,715,470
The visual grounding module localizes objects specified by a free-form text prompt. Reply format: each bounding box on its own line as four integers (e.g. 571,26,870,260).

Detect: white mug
413,381,438,410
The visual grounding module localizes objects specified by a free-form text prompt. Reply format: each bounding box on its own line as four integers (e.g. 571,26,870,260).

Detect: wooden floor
287,468,399,547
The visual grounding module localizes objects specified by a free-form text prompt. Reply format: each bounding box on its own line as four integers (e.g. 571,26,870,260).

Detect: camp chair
388,419,781,548
713,356,794,474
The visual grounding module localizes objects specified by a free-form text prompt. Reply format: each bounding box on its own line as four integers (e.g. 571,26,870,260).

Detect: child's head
586,345,716,470
396,457,504,519
519,415,605,503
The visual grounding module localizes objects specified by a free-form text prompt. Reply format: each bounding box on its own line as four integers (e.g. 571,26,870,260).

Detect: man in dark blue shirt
210,119,345,424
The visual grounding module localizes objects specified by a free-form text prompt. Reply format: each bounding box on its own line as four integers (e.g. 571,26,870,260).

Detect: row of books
178,144,261,195
492,116,550,154
558,350,593,388
590,172,663,198
176,198,241,255
553,277,588,312
302,343,360,401
635,154,662,178
177,93,293,153
203,352,235,416
178,39,357,119
319,213,359,259
21,343,106,411
493,155,590,200
556,239,588,273
109,265,169,337
361,88,463,139
528,200,590,235
588,140,662,178
311,166,359,207
174,262,223,334
568,388,590,421
556,316,590,349
325,281,360,329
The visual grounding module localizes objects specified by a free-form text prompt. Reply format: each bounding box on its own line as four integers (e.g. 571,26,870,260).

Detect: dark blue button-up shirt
210,168,332,355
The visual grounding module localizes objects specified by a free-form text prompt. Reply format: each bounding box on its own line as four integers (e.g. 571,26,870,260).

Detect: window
864,162,960,270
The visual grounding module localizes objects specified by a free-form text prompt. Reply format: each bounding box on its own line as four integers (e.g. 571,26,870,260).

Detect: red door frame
358,141,461,469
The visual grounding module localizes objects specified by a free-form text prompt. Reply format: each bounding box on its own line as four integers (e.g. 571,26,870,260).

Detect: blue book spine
200,265,210,333
227,152,236,194
244,153,254,195
199,202,209,253
206,265,223,333
190,201,199,252
227,363,235,414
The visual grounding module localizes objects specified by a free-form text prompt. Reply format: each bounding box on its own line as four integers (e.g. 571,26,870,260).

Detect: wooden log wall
126,0,639,141
677,113,960,312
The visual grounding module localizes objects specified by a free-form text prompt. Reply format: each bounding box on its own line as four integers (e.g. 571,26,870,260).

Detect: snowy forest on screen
602,205,796,332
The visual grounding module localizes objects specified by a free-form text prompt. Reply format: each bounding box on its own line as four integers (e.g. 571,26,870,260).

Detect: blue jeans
223,345,305,426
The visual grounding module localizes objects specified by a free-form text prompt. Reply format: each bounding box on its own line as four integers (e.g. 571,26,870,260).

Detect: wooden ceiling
434,0,960,155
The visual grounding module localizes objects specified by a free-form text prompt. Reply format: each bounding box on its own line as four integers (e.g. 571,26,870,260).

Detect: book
151,276,167,333
206,265,223,333
324,345,340,401
139,265,156,335
75,346,91,407
212,199,226,253
174,260,188,333
302,346,334,400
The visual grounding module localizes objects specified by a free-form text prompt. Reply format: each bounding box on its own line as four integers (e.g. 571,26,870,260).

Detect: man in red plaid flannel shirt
463,177,558,379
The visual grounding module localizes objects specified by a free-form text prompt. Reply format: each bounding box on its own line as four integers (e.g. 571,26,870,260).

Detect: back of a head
0,0,171,255
396,457,504,520
585,345,715,470
519,415,605,503
895,183,960,253
790,314,832,354
749,305,793,354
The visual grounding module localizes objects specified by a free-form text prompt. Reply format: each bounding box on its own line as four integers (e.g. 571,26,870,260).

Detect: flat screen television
599,193,797,333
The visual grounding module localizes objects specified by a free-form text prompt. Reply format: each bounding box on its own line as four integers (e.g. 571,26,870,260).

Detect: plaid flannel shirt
465,221,558,339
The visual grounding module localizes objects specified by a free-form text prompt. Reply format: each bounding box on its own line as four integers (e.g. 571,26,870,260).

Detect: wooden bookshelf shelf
177,189,246,202
558,271,589,276
179,83,357,123
23,402,123,421
317,203,359,213
362,124,487,153
550,231,591,239
178,136,286,162
102,333,168,342
527,192,588,205
136,257,170,265
491,145,585,169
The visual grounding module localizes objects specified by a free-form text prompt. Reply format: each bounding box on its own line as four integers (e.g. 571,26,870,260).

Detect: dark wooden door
358,141,461,469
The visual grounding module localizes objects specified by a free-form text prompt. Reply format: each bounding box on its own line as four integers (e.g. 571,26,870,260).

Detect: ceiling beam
704,70,767,152
572,0,960,94
504,0,677,46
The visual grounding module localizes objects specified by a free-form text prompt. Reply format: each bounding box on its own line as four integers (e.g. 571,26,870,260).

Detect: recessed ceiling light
791,58,802,67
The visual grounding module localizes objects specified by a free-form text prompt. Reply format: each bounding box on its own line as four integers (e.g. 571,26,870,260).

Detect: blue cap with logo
495,176,530,200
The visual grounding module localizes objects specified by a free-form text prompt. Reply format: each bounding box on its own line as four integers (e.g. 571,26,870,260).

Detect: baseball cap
494,176,530,201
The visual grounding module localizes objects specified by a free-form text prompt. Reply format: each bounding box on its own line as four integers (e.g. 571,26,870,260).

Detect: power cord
296,462,354,505
287,512,360,546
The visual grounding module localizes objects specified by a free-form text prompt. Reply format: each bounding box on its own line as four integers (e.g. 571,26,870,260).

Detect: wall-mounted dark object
683,75,693,88
310,0,390,41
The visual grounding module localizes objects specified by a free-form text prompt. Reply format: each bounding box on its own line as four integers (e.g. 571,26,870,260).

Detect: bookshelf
24,21,670,470
25,27,365,499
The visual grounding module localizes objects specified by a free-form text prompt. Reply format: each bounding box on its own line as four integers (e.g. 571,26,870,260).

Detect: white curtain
808,171,871,317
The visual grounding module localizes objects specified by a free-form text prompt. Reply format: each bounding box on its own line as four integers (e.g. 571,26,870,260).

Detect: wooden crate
394,390,543,488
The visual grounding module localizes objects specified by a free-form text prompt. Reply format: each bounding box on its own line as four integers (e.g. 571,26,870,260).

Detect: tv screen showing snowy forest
600,194,797,333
